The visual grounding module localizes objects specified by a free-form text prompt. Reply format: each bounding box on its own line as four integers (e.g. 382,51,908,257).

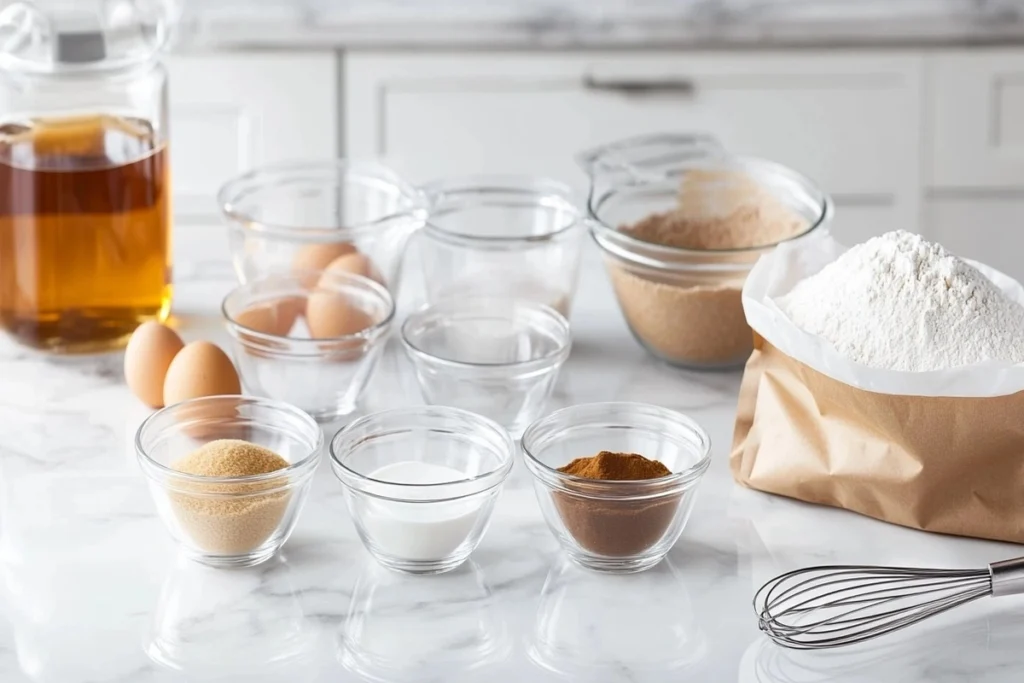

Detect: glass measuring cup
578,133,832,369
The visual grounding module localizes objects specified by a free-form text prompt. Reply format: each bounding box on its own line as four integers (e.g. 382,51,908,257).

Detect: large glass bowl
579,134,832,369
219,160,426,291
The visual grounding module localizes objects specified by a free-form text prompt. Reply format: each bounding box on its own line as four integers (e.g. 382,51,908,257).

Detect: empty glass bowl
419,176,587,317
222,270,394,421
219,160,426,290
330,406,515,575
401,298,571,436
522,402,711,574
136,396,323,568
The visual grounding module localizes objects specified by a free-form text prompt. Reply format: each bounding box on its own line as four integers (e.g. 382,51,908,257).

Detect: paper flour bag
731,232,1024,543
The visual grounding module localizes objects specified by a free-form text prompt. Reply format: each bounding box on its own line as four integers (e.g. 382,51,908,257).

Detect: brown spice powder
169,439,292,555
553,451,680,558
610,172,809,367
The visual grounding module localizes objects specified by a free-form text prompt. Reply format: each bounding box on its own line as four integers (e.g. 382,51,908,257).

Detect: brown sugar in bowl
588,162,830,370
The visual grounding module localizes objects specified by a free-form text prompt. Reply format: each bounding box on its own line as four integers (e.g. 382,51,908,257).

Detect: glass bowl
400,298,571,436
330,406,515,575
579,133,832,370
222,270,394,421
218,160,426,291
521,402,711,574
419,176,587,318
135,396,323,568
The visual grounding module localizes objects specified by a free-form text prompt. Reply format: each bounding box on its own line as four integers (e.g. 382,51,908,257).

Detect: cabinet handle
582,74,696,96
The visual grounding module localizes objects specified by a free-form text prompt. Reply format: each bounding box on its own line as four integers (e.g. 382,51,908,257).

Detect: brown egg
163,341,242,406
306,291,375,339
124,322,184,408
233,296,304,337
291,242,357,287
318,253,384,287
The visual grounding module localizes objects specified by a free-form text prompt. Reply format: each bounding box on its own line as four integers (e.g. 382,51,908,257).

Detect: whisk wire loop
755,562,998,650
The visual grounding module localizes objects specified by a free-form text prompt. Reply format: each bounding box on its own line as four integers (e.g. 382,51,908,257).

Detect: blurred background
155,0,1024,281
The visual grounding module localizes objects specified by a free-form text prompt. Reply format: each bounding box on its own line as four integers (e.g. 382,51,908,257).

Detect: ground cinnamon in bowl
553,451,681,557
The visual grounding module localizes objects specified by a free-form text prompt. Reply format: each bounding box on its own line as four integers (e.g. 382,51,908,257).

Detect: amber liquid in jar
0,114,171,353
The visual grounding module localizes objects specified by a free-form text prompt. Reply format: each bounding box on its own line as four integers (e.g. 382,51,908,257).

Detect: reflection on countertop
179,0,1024,50
1,264,1024,682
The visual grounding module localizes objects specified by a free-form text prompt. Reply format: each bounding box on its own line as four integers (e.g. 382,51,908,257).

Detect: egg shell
124,322,184,408
318,253,384,287
306,291,376,339
291,242,357,287
234,296,304,337
163,341,242,406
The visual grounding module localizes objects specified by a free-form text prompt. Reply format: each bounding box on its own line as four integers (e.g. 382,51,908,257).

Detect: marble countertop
178,0,1024,50
2,243,1024,683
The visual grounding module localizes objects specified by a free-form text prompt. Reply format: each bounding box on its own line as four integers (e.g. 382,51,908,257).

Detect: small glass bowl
419,176,587,318
400,298,571,436
222,270,394,421
330,406,515,575
135,396,323,568
219,160,427,290
521,402,711,574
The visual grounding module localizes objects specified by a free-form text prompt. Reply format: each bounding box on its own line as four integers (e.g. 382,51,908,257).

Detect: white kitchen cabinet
924,194,1024,281
166,52,337,276
167,52,337,222
344,51,922,241
928,50,1024,190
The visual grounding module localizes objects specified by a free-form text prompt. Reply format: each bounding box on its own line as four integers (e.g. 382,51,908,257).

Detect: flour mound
779,230,1024,372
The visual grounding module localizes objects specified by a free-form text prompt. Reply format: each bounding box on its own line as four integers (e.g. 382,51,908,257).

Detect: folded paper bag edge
741,233,1024,398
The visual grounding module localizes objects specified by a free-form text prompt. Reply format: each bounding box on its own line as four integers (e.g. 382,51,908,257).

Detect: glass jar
578,133,832,370
0,1,179,353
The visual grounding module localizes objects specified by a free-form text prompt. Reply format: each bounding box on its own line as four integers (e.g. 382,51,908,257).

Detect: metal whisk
755,556,1024,649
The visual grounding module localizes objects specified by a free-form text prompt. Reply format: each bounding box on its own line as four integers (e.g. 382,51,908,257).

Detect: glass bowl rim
329,406,516,498
520,401,712,495
421,174,587,246
222,270,396,350
135,395,324,488
587,156,833,268
400,298,572,372
217,159,427,240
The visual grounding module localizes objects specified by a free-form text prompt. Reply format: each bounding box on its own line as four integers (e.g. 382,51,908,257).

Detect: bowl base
370,552,472,575
185,546,279,569
564,551,666,574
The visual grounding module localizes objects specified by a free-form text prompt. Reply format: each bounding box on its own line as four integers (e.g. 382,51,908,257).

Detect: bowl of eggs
218,160,427,292
222,270,394,421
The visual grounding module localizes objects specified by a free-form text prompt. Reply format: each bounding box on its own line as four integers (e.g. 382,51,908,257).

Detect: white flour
779,231,1024,372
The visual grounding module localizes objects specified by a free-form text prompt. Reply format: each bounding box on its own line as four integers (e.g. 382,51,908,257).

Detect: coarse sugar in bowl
330,406,515,575
136,396,323,568
218,160,426,291
578,133,832,369
522,402,711,574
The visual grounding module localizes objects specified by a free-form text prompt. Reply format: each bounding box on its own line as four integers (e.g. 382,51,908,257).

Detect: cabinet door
928,51,1024,190
925,195,1024,281
345,51,922,236
166,52,338,276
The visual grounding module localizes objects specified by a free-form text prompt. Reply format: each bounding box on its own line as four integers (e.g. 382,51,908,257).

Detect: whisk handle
990,557,1024,597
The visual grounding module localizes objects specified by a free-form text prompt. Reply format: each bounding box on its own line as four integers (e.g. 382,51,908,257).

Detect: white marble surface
2,242,1024,683
178,0,1024,49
